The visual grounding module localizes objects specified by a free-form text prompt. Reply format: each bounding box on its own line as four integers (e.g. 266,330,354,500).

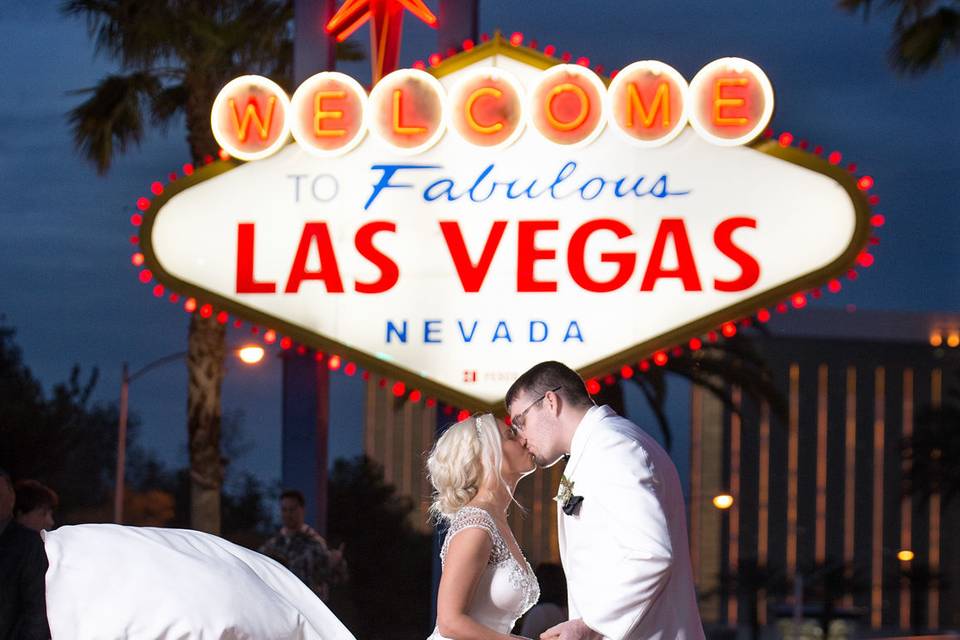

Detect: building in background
691,308,960,633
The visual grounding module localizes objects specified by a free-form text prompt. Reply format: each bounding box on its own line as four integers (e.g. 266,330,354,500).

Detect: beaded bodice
429,506,540,638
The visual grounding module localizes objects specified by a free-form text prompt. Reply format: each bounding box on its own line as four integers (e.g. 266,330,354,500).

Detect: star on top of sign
326,0,438,84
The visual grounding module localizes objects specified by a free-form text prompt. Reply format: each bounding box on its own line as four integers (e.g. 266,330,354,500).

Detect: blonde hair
426,413,505,522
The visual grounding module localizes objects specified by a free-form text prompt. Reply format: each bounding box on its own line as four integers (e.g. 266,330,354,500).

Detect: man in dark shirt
259,489,348,602
0,469,51,640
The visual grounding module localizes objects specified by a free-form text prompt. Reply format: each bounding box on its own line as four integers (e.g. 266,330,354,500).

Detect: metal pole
114,362,129,524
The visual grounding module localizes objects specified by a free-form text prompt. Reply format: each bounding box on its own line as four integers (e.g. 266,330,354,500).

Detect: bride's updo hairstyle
427,413,504,521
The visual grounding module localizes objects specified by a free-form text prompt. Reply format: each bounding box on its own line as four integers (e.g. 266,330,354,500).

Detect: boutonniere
555,474,584,516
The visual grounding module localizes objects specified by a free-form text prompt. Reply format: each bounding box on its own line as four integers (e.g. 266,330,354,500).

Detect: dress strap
440,506,510,567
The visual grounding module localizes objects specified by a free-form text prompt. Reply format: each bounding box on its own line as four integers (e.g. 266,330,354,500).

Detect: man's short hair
505,361,594,413
13,479,59,516
280,489,305,507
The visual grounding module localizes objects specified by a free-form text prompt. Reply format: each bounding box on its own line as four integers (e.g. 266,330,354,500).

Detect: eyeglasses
511,386,561,431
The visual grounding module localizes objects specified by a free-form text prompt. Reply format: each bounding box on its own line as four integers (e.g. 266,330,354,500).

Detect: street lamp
113,343,266,523
713,493,734,510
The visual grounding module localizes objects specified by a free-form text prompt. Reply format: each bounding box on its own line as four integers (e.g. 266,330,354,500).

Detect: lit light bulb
712,494,734,510
237,345,265,364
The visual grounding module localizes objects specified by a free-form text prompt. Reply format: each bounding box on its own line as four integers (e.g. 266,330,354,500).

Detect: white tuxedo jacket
558,405,704,640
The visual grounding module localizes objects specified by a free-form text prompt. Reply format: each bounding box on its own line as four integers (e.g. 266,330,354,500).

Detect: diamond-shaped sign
141,40,869,411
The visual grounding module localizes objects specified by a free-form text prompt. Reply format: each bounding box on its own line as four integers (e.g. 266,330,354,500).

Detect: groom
506,362,704,640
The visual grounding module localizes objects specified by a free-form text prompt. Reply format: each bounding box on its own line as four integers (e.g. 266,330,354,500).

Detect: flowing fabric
44,524,357,640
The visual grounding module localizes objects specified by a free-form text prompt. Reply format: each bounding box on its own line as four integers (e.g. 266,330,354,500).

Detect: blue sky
1,1,957,489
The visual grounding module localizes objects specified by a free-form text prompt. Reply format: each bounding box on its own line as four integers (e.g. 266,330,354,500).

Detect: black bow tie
562,495,584,516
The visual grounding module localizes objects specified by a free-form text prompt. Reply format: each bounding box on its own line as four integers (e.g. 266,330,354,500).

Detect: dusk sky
1,1,958,490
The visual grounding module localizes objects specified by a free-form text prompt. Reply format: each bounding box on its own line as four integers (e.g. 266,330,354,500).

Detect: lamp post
113,344,265,523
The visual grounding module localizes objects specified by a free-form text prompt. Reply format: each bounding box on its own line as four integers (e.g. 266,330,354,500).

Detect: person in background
14,480,58,532
519,563,568,640
259,489,348,602
0,468,51,639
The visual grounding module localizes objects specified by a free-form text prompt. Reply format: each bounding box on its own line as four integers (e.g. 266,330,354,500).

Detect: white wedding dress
427,507,540,639
43,524,357,640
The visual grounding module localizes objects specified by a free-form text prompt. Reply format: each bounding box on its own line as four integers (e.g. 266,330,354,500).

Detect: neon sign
139,36,869,410
210,58,774,160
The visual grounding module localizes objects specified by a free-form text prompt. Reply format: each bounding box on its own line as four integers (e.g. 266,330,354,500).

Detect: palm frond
891,6,960,72
336,40,366,62
61,0,177,69
67,71,161,174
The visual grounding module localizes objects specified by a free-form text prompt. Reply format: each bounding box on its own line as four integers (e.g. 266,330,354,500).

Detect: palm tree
63,0,361,533
839,0,959,73
902,369,960,507
595,331,786,452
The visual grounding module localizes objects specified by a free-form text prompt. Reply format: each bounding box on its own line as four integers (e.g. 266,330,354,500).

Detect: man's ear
546,389,562,416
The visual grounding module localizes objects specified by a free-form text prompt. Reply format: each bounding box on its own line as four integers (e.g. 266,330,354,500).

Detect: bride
426,413,540,640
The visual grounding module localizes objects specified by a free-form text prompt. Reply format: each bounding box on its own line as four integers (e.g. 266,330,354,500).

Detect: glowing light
757,309,771,323
412,60,425,70
150,182,164,195
409,389,422,402
948,334,960,348
182,163,195,175
687,57,775,147
858,176,874,190
367,68,446,155
639,360,650,371
930,333,943,347
828,279,843,293
606,60,690,148
543,44,556,57
392,381,406,397
152,284,164,297
280,337,292,349
237,345,265,364
653,352,668,366
897,550,915,562
722,322,737,337
778,132,794,147
586,379,601,394
264,329,277,343
131,253,145,267
344,362,357,376
425,397,436,407
136,197,150,211
289,72,368,157
871,214,886,227
828,151,842,165
138,269,152,283
858,253,875,268
576,56,590,67
216,311,229,324
509,32,523,46
457,409,471,421
199,304,213,318
621,365,634,378
211,75,291,161
218,148,230,161
713,494,734,510
462,39,474,50
429,53,442,67
328,354,342,370
792,294,807,309
689,338,703,350
184,298,197,313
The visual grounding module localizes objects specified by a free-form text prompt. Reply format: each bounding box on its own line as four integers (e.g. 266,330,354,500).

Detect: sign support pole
283,0,337,536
